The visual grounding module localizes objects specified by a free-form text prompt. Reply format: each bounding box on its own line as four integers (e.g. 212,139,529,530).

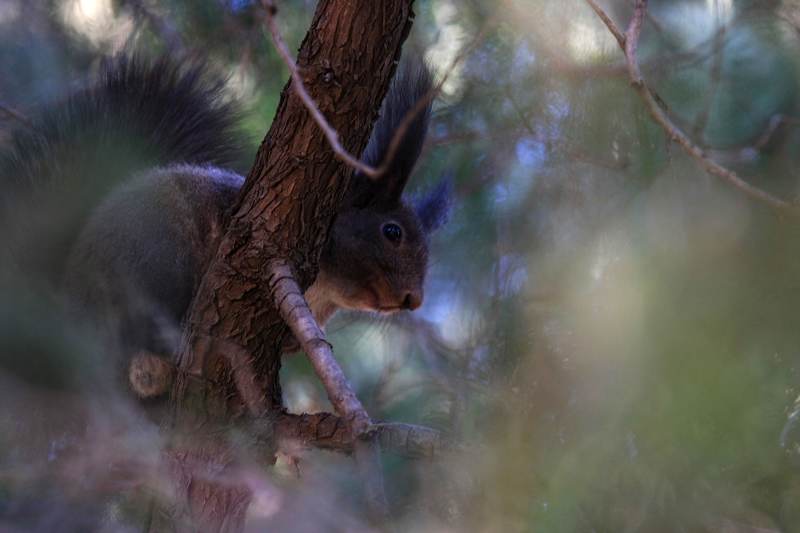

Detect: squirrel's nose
402,290,423,310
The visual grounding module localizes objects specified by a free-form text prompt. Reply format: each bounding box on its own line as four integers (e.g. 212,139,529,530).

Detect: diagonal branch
268,260,371,437
586,0,796,212
260,0,377,178
585,0,626,49
268,259,388,518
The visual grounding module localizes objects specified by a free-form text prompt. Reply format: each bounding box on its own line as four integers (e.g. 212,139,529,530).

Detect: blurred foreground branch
586,0,797,213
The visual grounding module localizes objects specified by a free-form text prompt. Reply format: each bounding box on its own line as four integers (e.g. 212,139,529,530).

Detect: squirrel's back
2,52,450,399
63,164,243,358
0,55,244,281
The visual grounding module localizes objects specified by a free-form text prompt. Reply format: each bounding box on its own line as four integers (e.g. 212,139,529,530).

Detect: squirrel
0,54,450,399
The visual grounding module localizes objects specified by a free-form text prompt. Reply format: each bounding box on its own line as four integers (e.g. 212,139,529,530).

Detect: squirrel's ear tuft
349,56,433,208
414,176,453,233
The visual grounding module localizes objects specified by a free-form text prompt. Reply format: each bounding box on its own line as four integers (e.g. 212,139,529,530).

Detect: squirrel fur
0,54,450,397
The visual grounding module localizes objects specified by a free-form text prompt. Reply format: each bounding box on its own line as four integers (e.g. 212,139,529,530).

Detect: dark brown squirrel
0,55,450,398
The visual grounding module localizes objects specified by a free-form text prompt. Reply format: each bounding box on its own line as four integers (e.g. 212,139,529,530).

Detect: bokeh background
4,0,800,531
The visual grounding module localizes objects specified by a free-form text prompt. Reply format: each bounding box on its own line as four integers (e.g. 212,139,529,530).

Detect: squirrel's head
318,58,450,316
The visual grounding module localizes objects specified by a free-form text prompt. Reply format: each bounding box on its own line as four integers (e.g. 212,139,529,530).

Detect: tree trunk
164,0,416,530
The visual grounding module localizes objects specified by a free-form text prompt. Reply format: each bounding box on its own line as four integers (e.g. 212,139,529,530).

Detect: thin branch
623,1,646,80
520,1,747,81
269,260,371,436
261,0,492,180
268,260,388,518
586,0,796,212
260,0,378,178
585,0,626,49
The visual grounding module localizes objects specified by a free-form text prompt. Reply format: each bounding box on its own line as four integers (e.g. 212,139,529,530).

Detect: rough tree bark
160,1,416,531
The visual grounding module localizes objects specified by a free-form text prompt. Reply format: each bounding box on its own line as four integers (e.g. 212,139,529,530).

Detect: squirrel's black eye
382,223,403,243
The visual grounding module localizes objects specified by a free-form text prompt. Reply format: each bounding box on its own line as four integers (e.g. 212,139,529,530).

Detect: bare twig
586,0,795,212
261,0,492,180
585,0,626,49
260,0,378,178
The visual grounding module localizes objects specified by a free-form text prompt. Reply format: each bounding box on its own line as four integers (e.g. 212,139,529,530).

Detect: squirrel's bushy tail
1,54,242,197
0,55,243,280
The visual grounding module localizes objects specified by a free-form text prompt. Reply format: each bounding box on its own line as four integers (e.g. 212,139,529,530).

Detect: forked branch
586,0,796,212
